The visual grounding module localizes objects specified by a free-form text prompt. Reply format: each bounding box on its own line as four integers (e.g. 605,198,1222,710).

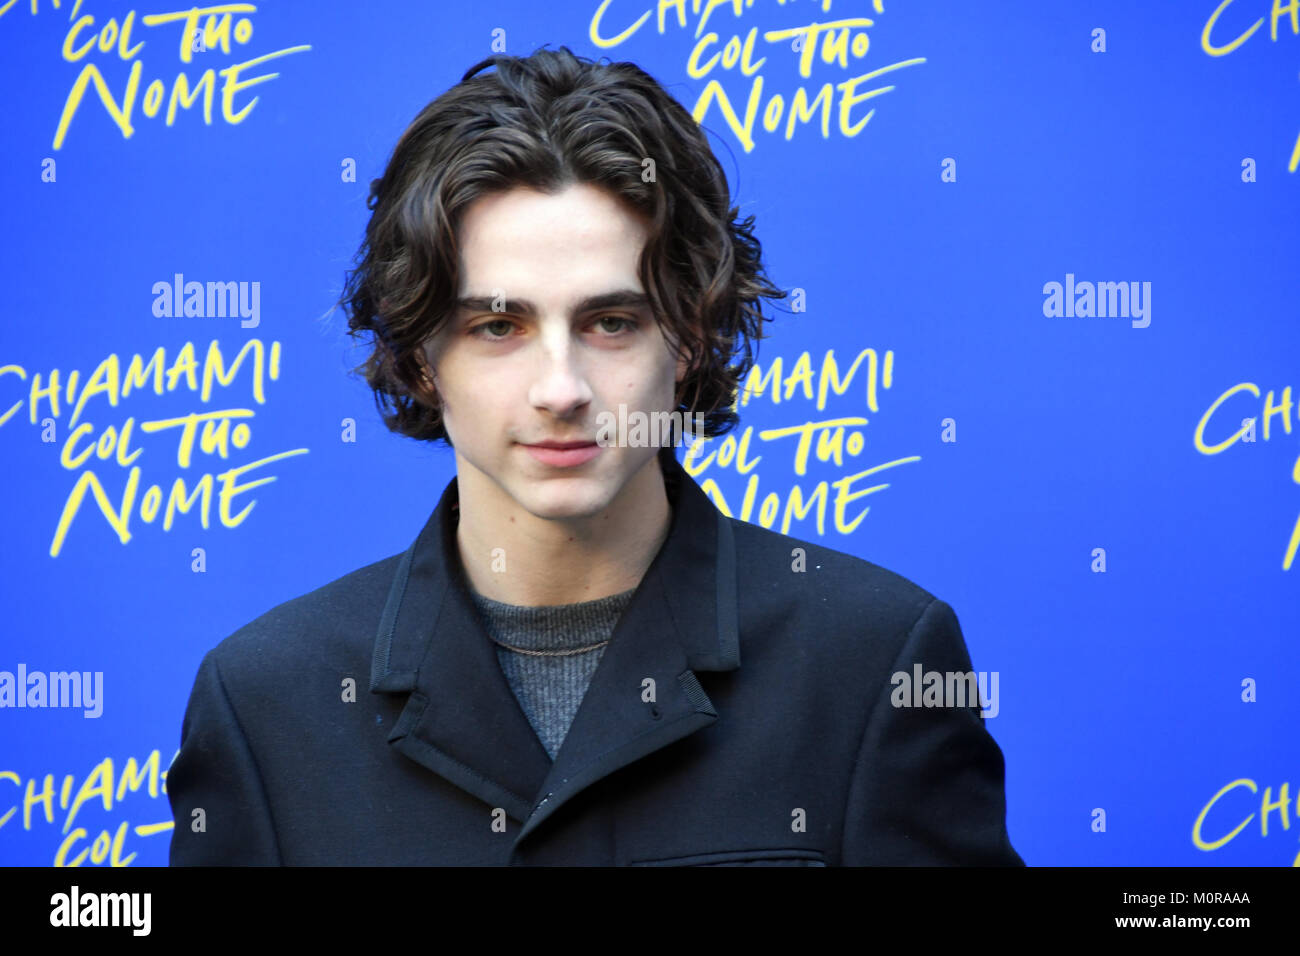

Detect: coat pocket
628,848,827,866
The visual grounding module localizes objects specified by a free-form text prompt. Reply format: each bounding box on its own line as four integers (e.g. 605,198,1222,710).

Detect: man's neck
453,456,674,607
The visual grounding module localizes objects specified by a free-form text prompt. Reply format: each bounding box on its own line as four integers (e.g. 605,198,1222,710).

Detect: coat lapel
369,475,552,823
370,453,740,840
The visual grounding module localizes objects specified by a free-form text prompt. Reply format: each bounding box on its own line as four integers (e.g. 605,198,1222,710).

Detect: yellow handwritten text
589,0,921,152
1,750,177,866
1193,776,1300,864
1,338,309,556
53,4,311,149
4,338,283,429
51,446,309,556
740,348,894,413
1201,0,1300,171
684,346,919,535
1194,381,1300,569
690,449,921,535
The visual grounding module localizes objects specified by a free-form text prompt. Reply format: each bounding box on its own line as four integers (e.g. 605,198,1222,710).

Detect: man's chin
516,485,610,522
481,465,590,507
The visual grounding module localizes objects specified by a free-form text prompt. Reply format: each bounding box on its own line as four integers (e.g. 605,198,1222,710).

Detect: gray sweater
469,586,638,760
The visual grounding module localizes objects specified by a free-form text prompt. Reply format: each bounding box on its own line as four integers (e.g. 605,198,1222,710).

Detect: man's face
420,182,688,522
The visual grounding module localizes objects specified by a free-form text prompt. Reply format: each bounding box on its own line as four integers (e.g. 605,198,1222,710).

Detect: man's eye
593,316,637,335
468,318,515,340
467,316,638,340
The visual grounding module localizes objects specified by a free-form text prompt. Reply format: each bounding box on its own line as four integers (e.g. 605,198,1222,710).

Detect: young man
166,46,1022,866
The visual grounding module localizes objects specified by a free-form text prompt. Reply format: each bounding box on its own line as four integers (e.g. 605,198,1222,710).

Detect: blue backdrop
1,0,1297,866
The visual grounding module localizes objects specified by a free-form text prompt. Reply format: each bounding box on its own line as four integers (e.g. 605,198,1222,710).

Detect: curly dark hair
337,44,785,449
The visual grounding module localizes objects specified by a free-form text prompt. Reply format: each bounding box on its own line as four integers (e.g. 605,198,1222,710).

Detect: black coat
166,454,1023,865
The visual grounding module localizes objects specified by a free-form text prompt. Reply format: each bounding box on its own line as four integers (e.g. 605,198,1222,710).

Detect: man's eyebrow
453,290,652,316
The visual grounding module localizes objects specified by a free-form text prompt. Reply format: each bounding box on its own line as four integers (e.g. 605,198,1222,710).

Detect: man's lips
521,440,604,468
524,440,597,449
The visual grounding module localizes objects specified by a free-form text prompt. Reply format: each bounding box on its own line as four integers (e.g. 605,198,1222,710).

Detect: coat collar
369,452,740,846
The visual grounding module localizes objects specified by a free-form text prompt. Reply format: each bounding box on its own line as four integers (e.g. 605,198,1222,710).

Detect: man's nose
527,331,594,418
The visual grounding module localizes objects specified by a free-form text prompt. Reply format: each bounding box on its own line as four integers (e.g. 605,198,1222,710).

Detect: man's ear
674,347,690,386
414,345,440,406
416,339,436,380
